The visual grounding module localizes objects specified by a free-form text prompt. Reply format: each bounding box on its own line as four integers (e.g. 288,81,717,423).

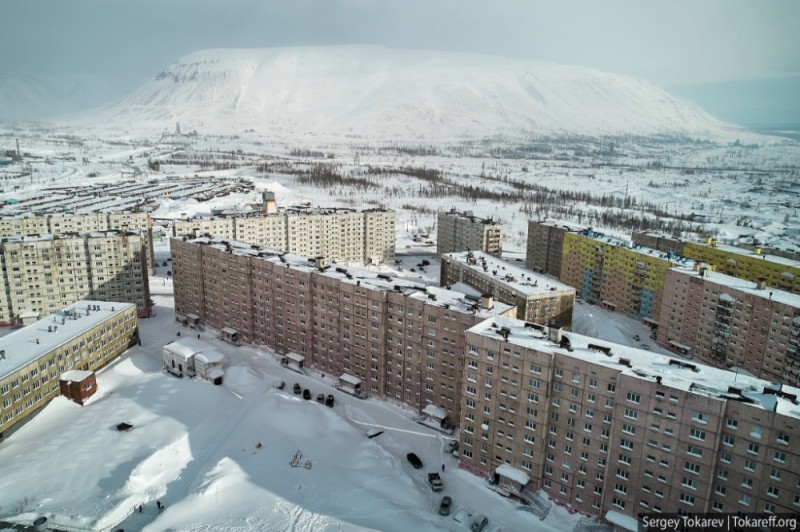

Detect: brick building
437,209,503,256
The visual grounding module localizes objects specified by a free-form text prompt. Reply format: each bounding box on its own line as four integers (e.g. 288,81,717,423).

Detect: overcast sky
4,0,799,124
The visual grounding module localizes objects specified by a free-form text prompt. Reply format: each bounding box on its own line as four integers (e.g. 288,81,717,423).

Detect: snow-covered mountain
0,71,121,122
96,46,739,139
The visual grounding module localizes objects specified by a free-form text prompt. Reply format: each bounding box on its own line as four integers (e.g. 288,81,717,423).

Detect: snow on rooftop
163,337,216,360
195,350,224,364
0,301,135,379
577,230,697,266
443,251,575,295
672,265,800,308
694,241,800,268
468,315,800,419
605,510,639,531
60,369,94,382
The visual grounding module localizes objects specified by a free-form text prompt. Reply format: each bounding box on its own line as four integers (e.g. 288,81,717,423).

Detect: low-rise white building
162,337,224,384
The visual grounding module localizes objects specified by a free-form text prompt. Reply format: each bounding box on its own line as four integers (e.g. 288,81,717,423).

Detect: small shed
18,310,40,326
284,352,305,372
494,464,530,493
605,510,639,531
338,373,367,398
195,350,225,385
59,370,97,405
163,337,225,382
221,327,240,346
187,313,201,327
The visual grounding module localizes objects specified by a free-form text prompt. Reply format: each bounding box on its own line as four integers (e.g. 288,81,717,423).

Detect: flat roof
340,374,361,386
573,230,698,267
163,337,215,360
181,237,515,318
689,241,800,268
442,251,576,296
467,316,800,419
0,301,136,380
60,370,94,382
496,464,530,486
671,266,800,308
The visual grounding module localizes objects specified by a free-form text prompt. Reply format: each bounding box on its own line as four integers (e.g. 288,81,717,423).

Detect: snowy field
0,254,582,532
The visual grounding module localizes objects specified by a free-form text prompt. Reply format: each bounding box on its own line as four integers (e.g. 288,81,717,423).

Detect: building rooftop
0,301,136,379
443,251,575,296
574,229,698,267
0,230,144,243
182,237,514,317
182,206,393,222
534,220,586,232
439,209,500,225
468,316,800,419
689,240,800,269
671,265,800,308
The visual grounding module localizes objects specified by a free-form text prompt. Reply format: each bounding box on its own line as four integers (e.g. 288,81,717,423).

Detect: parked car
316,393,325,404
406,452,423,469
303,389,311,400
444,439,459,453
293,383,301,394
273,380,285,390
471,514,489,532
438,496,452,516
325,394,335,407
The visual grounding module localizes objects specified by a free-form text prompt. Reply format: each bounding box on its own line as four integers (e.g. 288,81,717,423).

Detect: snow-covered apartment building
0,231,151,324
463,316,800,521
0,212,156,271
526,220,585,278
173,207,396,264
0,300,138,437
171,236,520,421
173,236,800,526
437,209,504,256
658,264,800,387
440,251,575,329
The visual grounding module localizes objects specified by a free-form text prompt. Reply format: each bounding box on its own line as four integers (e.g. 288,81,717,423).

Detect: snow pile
88,45,739,139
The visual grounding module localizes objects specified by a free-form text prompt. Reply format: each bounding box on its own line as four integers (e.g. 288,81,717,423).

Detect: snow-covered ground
0,253,582,532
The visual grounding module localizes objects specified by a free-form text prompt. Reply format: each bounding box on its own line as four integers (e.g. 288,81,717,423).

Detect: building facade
461,316,800,523
441,251,576,329
437,209,504,256
631,231,685,255
171,237,514,421
0,301,138,436
560,230,689,320
526,221,584,278
658,265,800,386
173,208,396,264
0,231,151,324
0,212,155,271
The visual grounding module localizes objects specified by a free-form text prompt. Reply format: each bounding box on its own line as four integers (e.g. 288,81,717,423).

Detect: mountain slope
96,46,740,139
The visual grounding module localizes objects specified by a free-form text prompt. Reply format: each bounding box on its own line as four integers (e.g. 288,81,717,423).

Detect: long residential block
171,237,514,421
0,231,151,324
658,265,800,386
462,316,800,523
173,207,395,264
526,221,585,278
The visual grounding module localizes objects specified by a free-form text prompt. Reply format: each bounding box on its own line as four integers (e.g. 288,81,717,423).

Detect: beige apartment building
0,231,151,324
0,300,138,437
526,221,584,278
0,212,155,271
441,251,576,329
171,237,515,420
658,265,800,386
437,209,503,256
173,208,396,264
462,316,800,524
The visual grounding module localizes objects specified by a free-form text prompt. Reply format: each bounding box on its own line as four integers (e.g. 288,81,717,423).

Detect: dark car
406,452,423,469
274,380,285,390
325,394,335,408
316,393,325,404
438,496,452,516
293,383,301,394
303,388,311,400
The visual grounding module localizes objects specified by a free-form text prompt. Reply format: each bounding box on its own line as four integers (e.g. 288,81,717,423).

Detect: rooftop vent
588,343,612,356
618,358,632,368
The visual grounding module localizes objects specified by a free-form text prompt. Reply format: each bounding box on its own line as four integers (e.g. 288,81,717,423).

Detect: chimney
479,294,493,310
756,278,767,290
548,327,563,344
